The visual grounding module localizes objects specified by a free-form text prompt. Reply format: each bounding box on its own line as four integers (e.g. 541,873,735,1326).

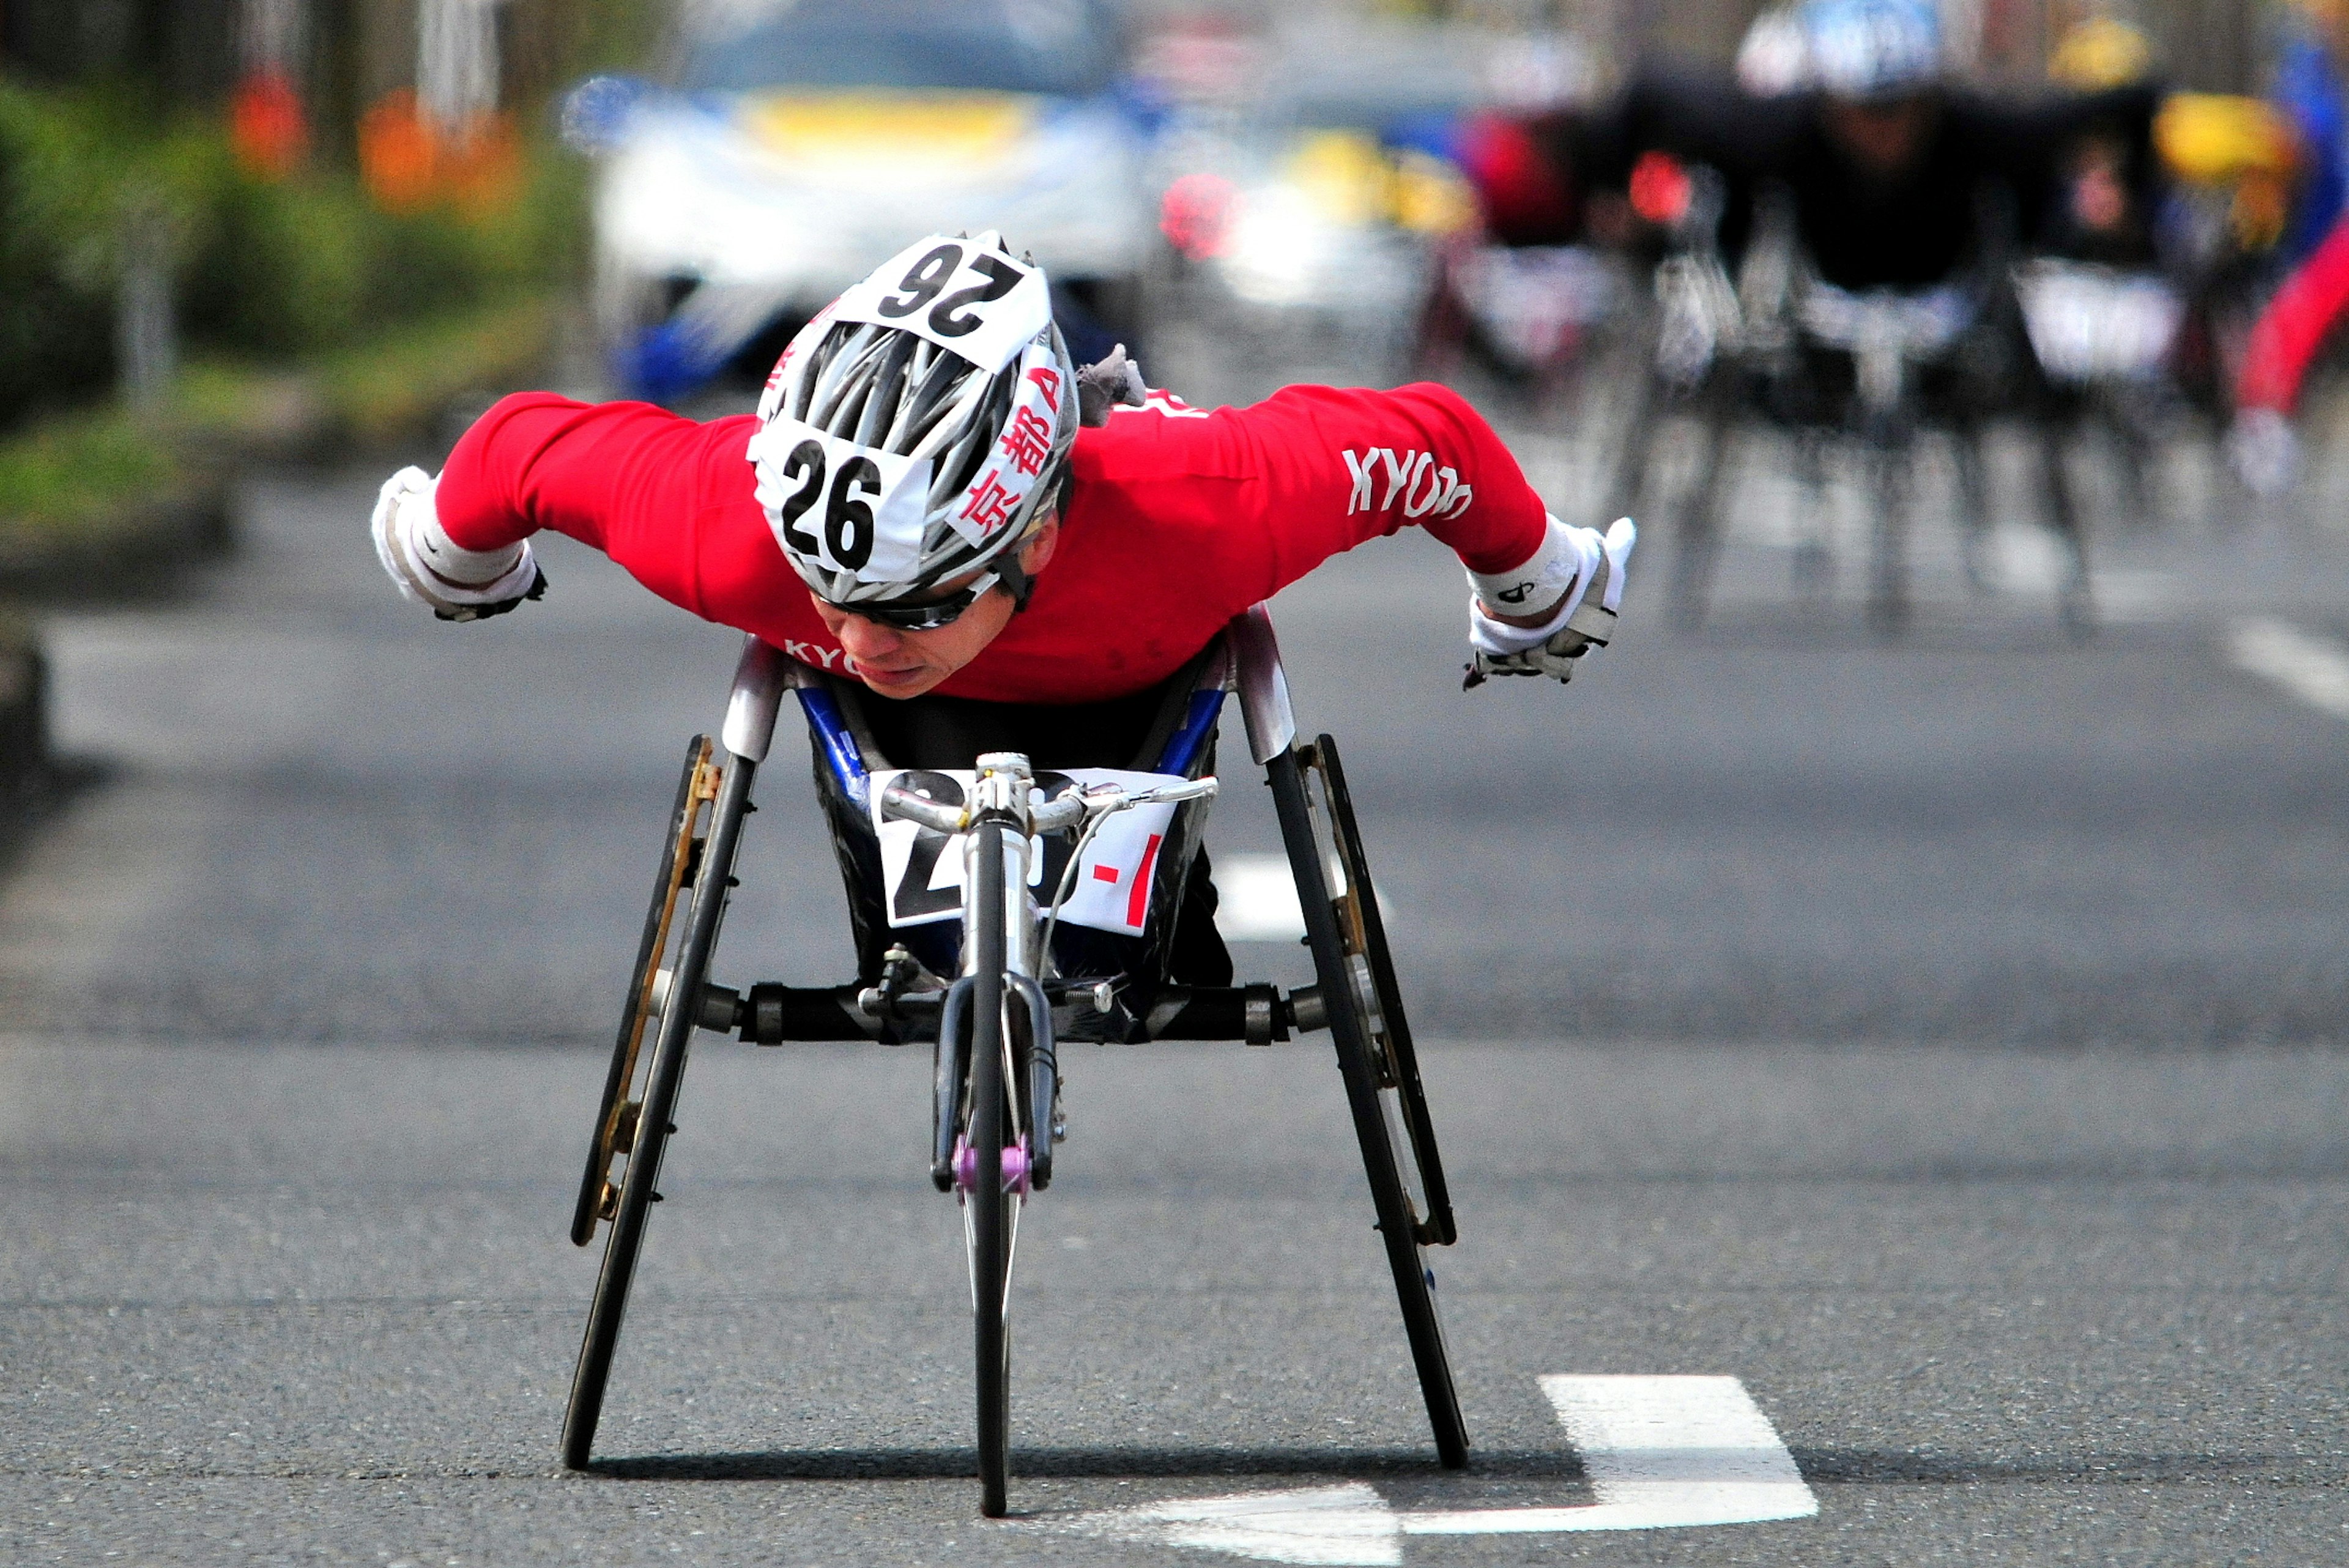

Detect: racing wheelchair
557,606,1468,1517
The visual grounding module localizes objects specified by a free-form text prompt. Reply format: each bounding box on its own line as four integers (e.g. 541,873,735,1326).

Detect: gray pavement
2,437,2347,1564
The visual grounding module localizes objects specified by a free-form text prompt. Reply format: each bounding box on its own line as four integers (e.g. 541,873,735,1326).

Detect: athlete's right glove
1463,516,1636,689
370,465,546,621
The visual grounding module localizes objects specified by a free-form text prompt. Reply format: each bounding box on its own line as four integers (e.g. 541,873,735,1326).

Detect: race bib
828,232,1053,374
871,767,1190,936
748,420,933,583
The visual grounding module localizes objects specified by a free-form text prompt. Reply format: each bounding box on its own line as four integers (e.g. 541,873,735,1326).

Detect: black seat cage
685,607,1329,1049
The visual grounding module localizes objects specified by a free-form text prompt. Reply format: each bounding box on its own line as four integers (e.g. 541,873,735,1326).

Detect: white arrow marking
1051,1375,1816,1564
1406,1375,1819,1534
1071,1484,1400,1567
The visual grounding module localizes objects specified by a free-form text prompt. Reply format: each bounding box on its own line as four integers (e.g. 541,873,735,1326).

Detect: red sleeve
434,392,784,621
2238,215,2349,413
1097,380,1549,594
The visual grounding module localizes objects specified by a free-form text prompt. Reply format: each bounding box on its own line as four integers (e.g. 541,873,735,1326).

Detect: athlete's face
811,513,1063,700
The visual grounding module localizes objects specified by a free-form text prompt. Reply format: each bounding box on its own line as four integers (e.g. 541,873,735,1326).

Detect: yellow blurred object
1286,130,1392,227
2155,92,2298,185
2050,15,2153,89
1282,131,1475,235
742,91,1033,166
1393,150,1475,235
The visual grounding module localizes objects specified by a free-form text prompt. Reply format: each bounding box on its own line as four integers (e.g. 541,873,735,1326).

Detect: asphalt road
3,430,2347,1564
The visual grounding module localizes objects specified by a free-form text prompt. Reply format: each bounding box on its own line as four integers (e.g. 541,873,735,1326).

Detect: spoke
960,1192,979,1312
1003,1191,1022,1310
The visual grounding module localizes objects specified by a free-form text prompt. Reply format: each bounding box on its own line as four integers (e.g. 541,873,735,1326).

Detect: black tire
1600,361,1663,530
1267,747,1469,1469
968,820,1014,1517
1312,737,1455,1247
1866,443,1911,638
573,738,713,1246
1668,402,1736,633
561,756,759,1471
2036,421,2096,643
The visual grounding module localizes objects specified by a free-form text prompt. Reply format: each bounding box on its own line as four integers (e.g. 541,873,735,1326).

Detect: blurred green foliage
0,405,169,533
0,87,135,429
0,78,581,435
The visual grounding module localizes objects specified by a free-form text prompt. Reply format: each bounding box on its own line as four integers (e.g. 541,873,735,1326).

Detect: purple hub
951,1135,1031,1196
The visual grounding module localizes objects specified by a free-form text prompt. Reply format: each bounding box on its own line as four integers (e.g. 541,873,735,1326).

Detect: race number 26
775,438,883,572
875,242,1023,339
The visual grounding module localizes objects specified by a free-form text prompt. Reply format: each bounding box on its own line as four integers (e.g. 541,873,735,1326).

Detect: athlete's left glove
371,465,546,621
1463,516,1636,689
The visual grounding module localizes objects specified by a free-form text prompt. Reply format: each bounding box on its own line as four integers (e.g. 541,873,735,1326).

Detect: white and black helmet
750,231,1080,627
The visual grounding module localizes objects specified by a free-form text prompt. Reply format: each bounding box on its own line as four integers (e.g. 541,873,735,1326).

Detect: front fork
933,761,1061,1198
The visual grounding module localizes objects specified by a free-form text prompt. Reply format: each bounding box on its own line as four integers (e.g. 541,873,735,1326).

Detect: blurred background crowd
4,0,2349,630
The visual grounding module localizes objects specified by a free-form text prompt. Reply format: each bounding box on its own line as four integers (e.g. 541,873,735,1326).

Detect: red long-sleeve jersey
436,381,1549,703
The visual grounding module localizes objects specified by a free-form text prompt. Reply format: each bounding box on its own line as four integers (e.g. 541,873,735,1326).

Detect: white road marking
1049,1374,1816,1564
1074,1484,1399,1567
1406,1375,1817,1535
1213,852,1392,944
2230,618,2349,722
1215,853,1307,942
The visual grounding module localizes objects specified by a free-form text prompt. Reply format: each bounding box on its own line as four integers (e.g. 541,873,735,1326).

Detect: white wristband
395,473,531,599
1467,512,1596,619
1466,514,1605,653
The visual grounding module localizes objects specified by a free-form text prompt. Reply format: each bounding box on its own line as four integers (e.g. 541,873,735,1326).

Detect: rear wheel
1268,741,1469,1468
561,754,757,1471
573,738,718,1248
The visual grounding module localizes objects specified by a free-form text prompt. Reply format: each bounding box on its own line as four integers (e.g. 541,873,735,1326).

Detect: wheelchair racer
371,234,1631,986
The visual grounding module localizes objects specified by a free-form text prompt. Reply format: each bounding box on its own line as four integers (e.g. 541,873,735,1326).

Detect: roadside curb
0,475,234,602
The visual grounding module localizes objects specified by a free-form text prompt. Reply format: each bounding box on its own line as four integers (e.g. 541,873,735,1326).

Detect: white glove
370,466,544,621
2227,408,2300,498
1464,516,1636,687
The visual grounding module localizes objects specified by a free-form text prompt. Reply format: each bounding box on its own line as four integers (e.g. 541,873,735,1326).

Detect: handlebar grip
880,785,968,834
1030,794,1092,834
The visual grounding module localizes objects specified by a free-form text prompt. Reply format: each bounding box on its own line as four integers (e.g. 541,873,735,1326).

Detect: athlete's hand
1463,517,1635,688
371,466,546,621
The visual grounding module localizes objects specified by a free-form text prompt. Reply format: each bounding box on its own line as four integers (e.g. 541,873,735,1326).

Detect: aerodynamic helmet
750,231,1078,626
1800,0,1942,100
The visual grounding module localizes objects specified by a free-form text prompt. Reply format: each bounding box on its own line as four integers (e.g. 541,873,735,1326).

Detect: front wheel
966,820,1017,1517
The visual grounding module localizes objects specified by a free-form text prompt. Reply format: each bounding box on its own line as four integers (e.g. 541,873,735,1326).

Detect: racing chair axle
673,977,1331,1047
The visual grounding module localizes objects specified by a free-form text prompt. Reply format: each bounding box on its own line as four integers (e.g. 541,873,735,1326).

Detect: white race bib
748,419,933,583
871,767,1190,936
828,232,1053,374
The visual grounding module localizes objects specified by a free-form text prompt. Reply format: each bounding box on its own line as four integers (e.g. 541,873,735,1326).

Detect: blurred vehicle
573,0,1154,402
1144,21,1488,384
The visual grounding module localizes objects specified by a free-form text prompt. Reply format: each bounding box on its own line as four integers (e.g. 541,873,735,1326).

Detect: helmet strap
996,550,1034,612
996,467,1075,615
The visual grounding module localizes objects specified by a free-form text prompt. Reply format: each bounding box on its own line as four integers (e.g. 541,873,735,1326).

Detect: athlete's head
1802,0,1943,176
753,231,1082,698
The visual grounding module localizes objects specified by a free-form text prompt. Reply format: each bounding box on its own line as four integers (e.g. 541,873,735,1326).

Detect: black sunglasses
831,575,995,632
